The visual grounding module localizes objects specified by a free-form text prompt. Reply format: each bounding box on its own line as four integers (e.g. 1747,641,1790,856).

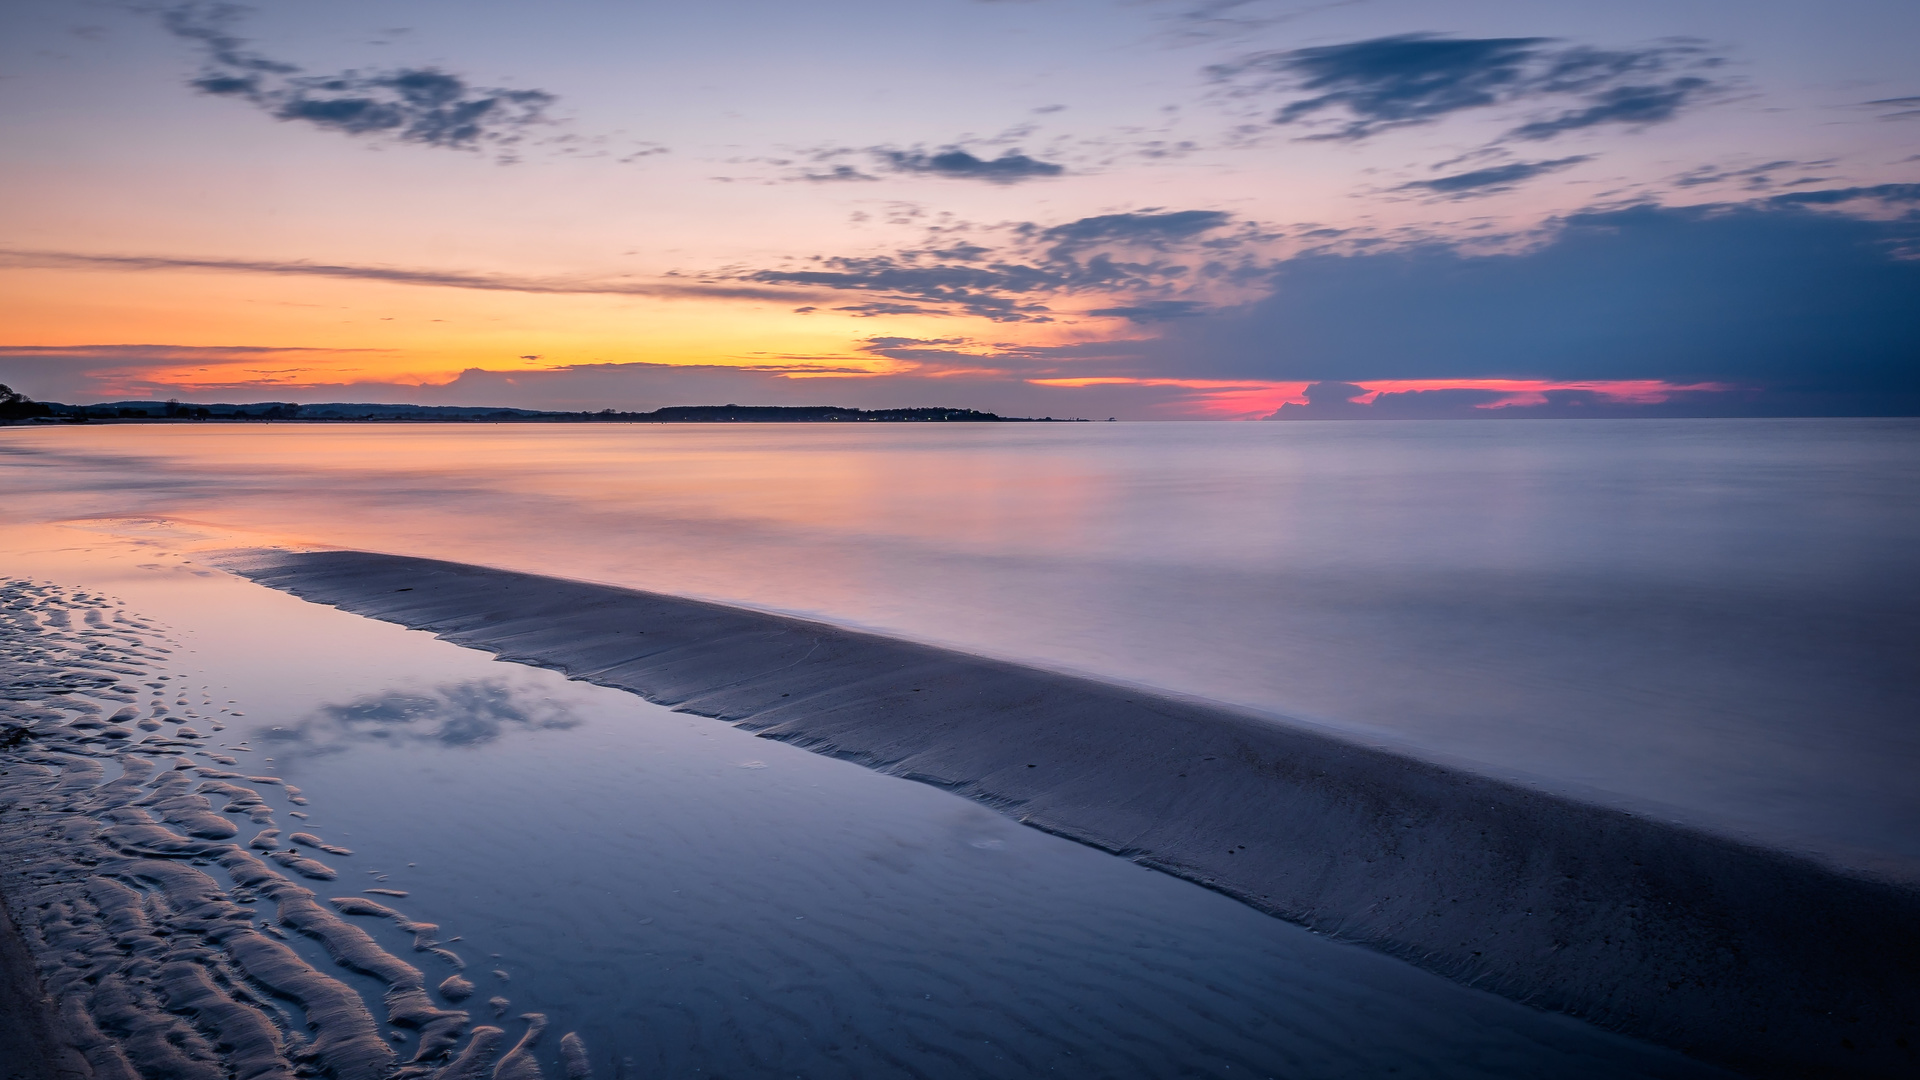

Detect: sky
1,0,1915,418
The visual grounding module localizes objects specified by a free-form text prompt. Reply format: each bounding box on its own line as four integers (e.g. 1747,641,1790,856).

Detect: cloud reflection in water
267,680,580,752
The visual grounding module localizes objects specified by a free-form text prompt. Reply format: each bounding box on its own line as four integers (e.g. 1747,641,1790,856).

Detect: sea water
0,538,1722,1078
4,419,1918,878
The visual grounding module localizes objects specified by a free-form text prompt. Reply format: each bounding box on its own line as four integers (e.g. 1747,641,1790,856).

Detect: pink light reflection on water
4,419,1919,878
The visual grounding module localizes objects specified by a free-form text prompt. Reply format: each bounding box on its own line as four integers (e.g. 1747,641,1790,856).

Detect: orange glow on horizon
4,265,1739,417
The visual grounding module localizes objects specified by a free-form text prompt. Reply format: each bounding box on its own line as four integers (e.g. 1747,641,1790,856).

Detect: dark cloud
161,3,557,155
928,242,993,261
1672,159,1824,190
862,336,969,349
800,164,881,182
1765,184,1920,207
1505,78,1710,141
1292,386,1503,417
1265,384,1776,420
159,2,296,77
852,338,1014,367
784,145,1063,185
742,258,1060,322
1304,380,1366,404
1254,34,1548,136
1212,33,1721,142
0,344,371,403
16,198,1917,418
260,70,552,148
0,248,810,303
880,148,1065,183
1864,96,1920,121
830,302,943,317
1037,210,1231,248
1087,300,1209,322
1135,198,1920,411
740,209,1242,322
1396,155,1590,196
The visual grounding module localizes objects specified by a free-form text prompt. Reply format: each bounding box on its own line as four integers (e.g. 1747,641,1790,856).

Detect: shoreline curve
238,548,1920,1078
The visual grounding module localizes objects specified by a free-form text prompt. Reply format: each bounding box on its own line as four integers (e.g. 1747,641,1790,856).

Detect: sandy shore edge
238,549,1920,1078
0,892,80,1080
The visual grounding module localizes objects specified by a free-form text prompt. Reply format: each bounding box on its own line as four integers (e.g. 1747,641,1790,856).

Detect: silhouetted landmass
636,405,1023,422
12,400,1085,423
0,384,53,422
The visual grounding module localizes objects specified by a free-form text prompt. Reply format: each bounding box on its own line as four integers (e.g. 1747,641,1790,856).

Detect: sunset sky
2,0,1916,418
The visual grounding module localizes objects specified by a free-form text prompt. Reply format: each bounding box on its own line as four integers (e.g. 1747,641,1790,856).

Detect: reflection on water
0,454,1742,1078
204,600,1721,1077
266,679,581,751
3,420,1917,874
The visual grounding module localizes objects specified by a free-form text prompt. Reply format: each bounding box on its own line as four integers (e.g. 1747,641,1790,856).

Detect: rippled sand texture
0,580,582,1080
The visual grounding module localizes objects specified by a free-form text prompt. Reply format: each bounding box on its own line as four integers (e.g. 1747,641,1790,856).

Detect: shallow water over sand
3,420,1917,877
0,538,1724,1078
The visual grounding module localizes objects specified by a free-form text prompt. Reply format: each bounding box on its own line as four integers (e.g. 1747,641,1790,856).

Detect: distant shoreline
13,402,1101,424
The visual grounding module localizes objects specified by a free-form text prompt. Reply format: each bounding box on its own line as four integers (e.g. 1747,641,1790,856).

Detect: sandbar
235,548,1920,1078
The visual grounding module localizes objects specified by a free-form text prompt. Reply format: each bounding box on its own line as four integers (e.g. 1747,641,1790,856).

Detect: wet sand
0,578,578,1080
2,556,1742,1080
237,549,1920,1078
0,893,77,1080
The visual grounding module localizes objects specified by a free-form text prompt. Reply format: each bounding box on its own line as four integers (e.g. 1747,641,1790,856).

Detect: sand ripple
0,580,588,1080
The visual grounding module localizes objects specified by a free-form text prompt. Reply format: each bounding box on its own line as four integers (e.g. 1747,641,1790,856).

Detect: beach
3,420,1918,1078
9,0,1919,1070
0,538,1738,1080
244,548,1919,1075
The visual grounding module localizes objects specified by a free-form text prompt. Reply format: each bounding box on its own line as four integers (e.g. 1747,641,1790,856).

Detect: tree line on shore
0,390,1086,424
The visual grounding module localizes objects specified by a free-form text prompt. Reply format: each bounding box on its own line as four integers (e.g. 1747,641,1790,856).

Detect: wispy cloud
1505,80,1710,141
744,259,1062,322
1086,300,1210,322
1265,378,1736,420
741,208,1252,322
797,163,882,183
879,148,1065,183
1395,155,1590,197
1152,0,1371,46
0,342,391,401
1670,159,1832,191
1765,183,1920,206
1211,33,1723,142
789,145,1066,184
1863,96,1920,121
0,248,814,302
0,343,363,363
1032,209,1232,250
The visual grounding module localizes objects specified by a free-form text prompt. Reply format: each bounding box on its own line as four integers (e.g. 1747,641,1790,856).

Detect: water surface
3,420,1916,876
0,536,1723,1079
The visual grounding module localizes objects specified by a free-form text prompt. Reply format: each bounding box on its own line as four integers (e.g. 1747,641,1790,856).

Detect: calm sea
4,418,1917,876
